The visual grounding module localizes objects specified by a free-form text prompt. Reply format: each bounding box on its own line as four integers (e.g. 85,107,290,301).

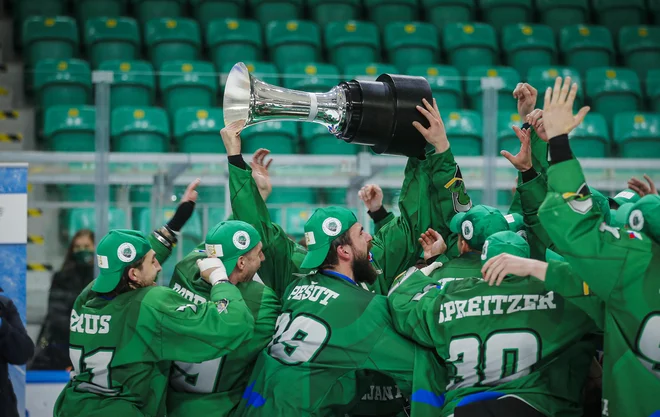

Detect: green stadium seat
496,111,524,155
66,208,128,238
536,0,589,32
343,63,399,81
568,113,610,158
466,66,519,112
646,69,660,112
284,208,314,237
443,23,498,75
526,66,583,109
405,65,462,110
384,22,439,70
593,0,645,35
132,0,184,24
191,0,246,30
325,21,380,72
159,61,218,117
250,0,303,26
266,21,321,70
145,18,202,69
323,188,348,205
174,107,226,153
61,185,96,202
23,17,79,68
268,187,317,204
241,121,299,154
364,0,418,29
560,25,615,75
34,59,92,109
129,185,152,203
85,17,140,69
283,63,340,92
308,0,361,27
444,110,482,155
480,0,533,31
220,61,280,93
302,123,359,155
586,68,641,124
111,107,170,152
619,26,660,81
44,106,96,152
75,0,125,23
15,1,65,43
502,24,556,78
207,19,263,70
613,113,660,158
422,0,475,31
100,60,155,109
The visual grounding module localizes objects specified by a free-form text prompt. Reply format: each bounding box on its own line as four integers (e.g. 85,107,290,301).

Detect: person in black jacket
29,229,95,370
0,289,35,417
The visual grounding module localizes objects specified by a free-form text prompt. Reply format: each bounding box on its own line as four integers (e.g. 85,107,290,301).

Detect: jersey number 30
268,312,330,365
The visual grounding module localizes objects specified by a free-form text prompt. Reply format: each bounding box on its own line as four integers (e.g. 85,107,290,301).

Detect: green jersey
388,267,598,417
166,248,281,417
538,157,660,417
235,272,446,417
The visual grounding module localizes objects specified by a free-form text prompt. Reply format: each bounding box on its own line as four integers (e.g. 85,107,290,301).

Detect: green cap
205,220,262,275
609,189,641,208
300,206,358,269
480,231,531,265
92,229,152,293
590,188,611,225
627,194,660,243
610,203,634,228
449,205,509,251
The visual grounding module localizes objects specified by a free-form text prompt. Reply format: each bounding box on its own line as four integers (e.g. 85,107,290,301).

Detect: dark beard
352,254,378,285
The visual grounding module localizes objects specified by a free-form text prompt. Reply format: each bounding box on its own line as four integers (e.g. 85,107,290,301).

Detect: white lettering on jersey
438,292,557,323
288,283,340,306
602,399,609,416
70,309,112,335
176,304,198,313
360,384,403,401
172,283,208,304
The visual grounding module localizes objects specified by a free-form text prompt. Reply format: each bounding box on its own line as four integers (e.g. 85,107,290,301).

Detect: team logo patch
97,255,109,269
322,217,342,236
444,166,472,213
305,231,316,246
117,243,137,263
462,220,474,240
205,244,223,257
628,209,644,231
564,183,593,215
233,231,250,250
216,299,230,314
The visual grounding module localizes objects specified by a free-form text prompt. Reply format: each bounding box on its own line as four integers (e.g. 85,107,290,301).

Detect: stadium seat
502,24,556,78
646,69,660,112
344,63,398,81
207,19,263,70
44,106,96,152
443,23,498,75
323,188,348,205
405,65,462,110
593,0,645,35
220,61,280,92
145,18,202,69
466,66,519,112
568,113,610,158
560,25,615,75
15,1,65,43
364,0,418,29
160,61,218,117
302,123,359,154
174,107,226,153
268,187,317,204
75,0,125,22
66,208,128,239
284,207,314,237
132,0,184,24
111,107,171,152
325,21,380,72
443,110,482,155
283,63,340,92
536,0,589,32
34,59,92,109
23,17,79,68
586,68,642,124
496,111,524,155
619,26,660,81
480,0,533,31
308,0,361,27
384,22,439,70
613,113,660,158
85,17,140,69
422,0,475,31
250,0,302,26
241,121,299,154
191,0,246,30
526,66,584,109
266,21,321,71
100,60,155,109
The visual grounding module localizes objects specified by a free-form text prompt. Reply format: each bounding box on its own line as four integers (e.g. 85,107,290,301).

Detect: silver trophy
223,62,433,157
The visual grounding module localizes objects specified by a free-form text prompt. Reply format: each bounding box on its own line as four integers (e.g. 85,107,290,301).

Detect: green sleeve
538,158,654,302
517,173,556,259
544,260,605,329
145,284,255,363
228,163,307,298
373,211,395,234
148,233,172,266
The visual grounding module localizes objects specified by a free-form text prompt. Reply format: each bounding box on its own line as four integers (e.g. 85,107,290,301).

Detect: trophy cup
222,62,433,158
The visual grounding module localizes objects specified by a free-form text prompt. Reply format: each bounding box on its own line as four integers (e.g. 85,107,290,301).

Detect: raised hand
526,109,548,142
501,126,532,172
197,257,231,285
542,77,590,139
220,119,245,156
250,148,273,201
513,83,538,120
481,254,548,287
412,98,449,154
181,178,201,203
419,228,447,261
358,184,384,212
628,174,658,197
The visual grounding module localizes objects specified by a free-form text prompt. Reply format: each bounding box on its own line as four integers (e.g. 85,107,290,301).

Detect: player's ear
336,244,351,262
235,255,246,271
